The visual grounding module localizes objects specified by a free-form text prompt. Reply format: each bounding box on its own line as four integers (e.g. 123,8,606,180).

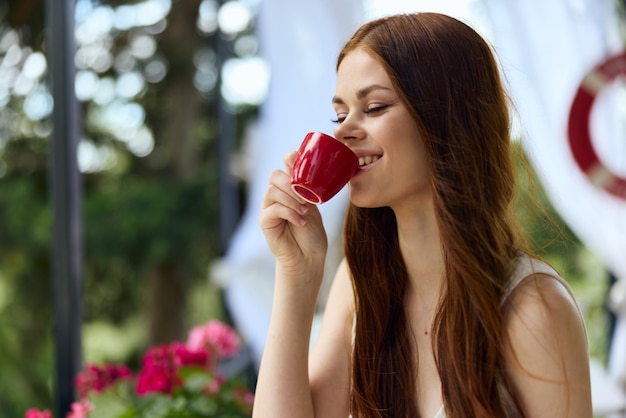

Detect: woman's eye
364,105,388,114
331,115,346,124
331,104,389,124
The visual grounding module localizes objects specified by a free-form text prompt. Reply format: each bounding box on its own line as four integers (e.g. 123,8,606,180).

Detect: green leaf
135,393,174,418
187,396,218,415
181,369,212,393
89,389,134,418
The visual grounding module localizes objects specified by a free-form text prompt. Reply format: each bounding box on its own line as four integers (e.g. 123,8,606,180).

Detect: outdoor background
0,0,619,416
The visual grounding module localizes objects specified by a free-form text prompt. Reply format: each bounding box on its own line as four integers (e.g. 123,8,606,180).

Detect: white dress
433,405,446,418
429,255,584,418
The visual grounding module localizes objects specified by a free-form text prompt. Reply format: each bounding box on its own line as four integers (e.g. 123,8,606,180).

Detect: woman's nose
333,117,364,144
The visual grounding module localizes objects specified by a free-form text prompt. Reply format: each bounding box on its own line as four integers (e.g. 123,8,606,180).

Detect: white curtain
483,0,625,280
213,0,364,369
482,0,626,412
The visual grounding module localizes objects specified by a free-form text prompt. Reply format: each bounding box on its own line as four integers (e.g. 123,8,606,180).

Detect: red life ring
568,51,626,200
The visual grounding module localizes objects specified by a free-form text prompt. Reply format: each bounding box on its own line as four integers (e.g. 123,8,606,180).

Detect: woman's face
333,48,431,210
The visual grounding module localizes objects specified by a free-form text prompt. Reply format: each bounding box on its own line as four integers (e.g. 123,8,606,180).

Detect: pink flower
136,367,178,395
170,342,209,368
135,342,208,396
65,399,92,418
186,320,241,358
136,345,179,395
74,363,132,398
24,409,53,418
202,374,226,396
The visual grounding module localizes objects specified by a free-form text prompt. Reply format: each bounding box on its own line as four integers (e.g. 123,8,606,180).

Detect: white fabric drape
213,0,364,368
482,0,625,281
482,0,625,412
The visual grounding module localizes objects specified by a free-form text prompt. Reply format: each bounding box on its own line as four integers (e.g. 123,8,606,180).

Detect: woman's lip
352,149,382,159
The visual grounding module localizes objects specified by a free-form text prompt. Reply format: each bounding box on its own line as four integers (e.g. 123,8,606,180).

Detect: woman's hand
254,152,332,418
259,151,328,274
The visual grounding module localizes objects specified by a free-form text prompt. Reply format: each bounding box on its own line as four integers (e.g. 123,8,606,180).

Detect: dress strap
433,404,446,418
505,254,567,302
504,254,588,343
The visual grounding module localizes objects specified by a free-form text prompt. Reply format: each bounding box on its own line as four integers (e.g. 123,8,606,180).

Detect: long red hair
340,13,525,417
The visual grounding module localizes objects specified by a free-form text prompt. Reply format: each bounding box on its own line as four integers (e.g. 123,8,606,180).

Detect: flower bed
26,320,254,418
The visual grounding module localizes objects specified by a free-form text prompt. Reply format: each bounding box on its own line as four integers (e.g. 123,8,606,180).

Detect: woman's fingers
261,169,309,227
259,162,328,266
283,151,297,173
262,190,308,228
265,168,306,204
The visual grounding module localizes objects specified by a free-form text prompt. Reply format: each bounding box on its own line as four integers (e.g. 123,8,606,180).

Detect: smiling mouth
358,155,380,167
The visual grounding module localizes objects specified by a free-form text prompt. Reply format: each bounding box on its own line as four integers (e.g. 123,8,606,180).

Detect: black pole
606,271,618,357
45,0,83,415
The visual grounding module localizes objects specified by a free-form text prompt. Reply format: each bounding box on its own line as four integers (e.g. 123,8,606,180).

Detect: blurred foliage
512,143,611,361
83,172,222,321
513,143,583,273
0,0,258,415
0,167,54,415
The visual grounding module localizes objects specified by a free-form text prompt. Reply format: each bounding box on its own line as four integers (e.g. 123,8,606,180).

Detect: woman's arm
309,259,354,417
253,152,352,417
252,260,325,418
503,274,593,417
253,259,354,418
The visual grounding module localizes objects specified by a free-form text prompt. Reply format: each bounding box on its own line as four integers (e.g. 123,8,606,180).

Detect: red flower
170,341,209,368
136,366,179,396
135,342,208,396
74,363,132,398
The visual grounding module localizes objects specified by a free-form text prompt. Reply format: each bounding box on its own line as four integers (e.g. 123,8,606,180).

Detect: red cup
290,131,359,204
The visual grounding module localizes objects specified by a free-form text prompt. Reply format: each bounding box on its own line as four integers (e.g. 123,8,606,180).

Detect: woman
255,12,592,418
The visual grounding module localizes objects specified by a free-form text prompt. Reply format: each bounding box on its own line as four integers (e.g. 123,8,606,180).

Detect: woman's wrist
275,260,325,291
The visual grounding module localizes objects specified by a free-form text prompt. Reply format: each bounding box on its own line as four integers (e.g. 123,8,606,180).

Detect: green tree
0,0,257,414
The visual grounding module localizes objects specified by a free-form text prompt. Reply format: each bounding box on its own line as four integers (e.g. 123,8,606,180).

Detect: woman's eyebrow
332,84,392,105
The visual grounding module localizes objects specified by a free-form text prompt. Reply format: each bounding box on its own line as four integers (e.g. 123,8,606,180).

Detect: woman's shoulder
503,254,586,337
505,255,569,298
501,255,592,416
